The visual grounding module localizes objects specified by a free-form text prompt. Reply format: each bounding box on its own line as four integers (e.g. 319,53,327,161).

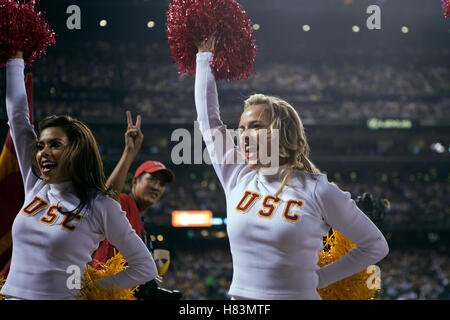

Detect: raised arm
106,111,143,193
194,40,246,191
5,51,39,191
315,178,389,289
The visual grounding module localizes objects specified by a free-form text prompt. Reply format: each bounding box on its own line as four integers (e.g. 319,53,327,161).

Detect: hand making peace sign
124,110,143,158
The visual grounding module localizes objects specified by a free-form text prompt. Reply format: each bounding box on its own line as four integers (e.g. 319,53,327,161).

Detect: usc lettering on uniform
40,205,62,225
61,214,83,232
258,196,281,218
22,196,82,231
282,200,304,223
22,196,48,215
236,191,304,223
236,191,261,212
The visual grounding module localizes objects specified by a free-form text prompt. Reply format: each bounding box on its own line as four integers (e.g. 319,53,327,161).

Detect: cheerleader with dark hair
0,51,157,300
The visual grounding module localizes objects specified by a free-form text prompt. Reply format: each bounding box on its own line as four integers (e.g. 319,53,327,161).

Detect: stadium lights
352,25,360,33
216,231,227,239
147,20,155,28
172,210,213,227
149,234,165,242
252,23,260,31
302,24,310,32
99,19,107,27
430,142,445,153
401,26,409,34
172,211,228,227
211,217,224,226
200,230,209,237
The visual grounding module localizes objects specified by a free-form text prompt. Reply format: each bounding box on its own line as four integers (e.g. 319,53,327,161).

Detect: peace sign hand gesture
106,111,144,192
125,110,144,158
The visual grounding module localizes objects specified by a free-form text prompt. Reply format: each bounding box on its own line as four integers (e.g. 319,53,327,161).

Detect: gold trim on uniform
22,196,48,216
282,199,304,223
39,205,62,225
257,195,281,218
235,190,261,213
61,213,83,232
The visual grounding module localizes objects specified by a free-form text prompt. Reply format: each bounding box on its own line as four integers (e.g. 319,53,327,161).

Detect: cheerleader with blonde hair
193,37,389,300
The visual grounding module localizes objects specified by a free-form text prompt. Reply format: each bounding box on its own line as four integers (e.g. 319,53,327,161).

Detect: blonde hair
244,94,320,197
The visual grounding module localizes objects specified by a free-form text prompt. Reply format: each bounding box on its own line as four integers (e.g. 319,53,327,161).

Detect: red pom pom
166,0,257,81
442,0,450,18
0,0,56,67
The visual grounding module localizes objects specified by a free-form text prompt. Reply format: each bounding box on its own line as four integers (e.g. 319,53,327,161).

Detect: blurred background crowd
161,246,450,300
0,0,449,300
5,42,448,124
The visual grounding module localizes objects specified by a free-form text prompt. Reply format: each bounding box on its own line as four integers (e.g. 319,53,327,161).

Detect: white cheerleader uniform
1,59,157,300
195,52,389,300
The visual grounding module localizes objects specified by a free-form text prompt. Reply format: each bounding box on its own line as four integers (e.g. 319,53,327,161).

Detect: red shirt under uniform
93,193,147,267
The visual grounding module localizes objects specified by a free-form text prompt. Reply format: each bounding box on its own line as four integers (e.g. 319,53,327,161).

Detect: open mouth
40,161,57,174
244,145,259,162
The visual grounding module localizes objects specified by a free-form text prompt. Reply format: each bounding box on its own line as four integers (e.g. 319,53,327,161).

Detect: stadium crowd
1,42,448,124
160,246,450,300
122,164,448,229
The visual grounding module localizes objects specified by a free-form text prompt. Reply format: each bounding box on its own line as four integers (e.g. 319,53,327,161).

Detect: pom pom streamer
76,251,137,300
0,0,56,67
442,0,450,18
2,234,379,301
318,229,380,300
166,0,257,81
0,276,5,300
0,253,136,300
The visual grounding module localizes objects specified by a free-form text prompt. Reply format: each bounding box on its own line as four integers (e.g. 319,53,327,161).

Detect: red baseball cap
134,161,174,183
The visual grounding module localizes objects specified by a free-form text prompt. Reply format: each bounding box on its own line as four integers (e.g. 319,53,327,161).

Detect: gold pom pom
77,251,137,300
0,276,5,300
318,229,380,300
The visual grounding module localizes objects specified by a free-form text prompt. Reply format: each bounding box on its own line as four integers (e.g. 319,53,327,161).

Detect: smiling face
132,171,169,211
238,104,274,170
36,127,71,184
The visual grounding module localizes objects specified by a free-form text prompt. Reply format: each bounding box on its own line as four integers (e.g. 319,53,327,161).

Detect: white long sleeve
5,59,39,192
314,180,389,289
95,196,157,291
195,52,248,192
1,59,156,299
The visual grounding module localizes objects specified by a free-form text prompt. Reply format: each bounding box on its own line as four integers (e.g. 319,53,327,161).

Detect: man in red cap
93,111,180,300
